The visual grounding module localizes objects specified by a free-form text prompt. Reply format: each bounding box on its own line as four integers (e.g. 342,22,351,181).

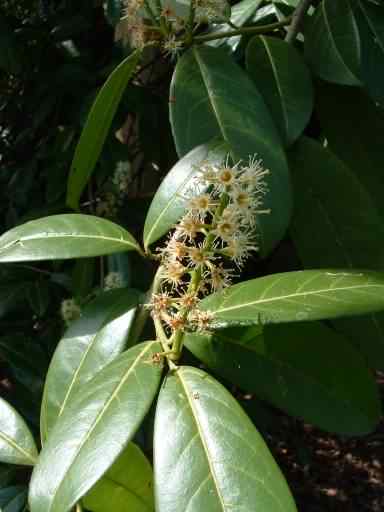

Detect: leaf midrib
103,474,153,511
0,429,36,464
260,36,289,138
177,369,227,511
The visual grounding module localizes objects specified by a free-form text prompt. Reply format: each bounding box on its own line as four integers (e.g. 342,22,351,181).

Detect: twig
285,0,312,43
193,18,291,44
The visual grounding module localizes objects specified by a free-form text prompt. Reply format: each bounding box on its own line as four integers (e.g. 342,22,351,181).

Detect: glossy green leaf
170,45,292,255
40,288,141,441
0,214,141,262
246,36,313,146
66,50,141,210
143,140,229,250
83,442,154,512
200,270,384,327
288,136,384,369
185,322,381,434
305,0,361,85
0,397,38,466
154,366,297,512
0,486,27,512
29,341,162,512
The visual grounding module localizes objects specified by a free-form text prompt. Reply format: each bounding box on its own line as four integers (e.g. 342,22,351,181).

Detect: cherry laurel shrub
0,0,383,511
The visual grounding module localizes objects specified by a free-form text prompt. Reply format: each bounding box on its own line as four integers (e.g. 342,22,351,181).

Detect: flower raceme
147,154,270,358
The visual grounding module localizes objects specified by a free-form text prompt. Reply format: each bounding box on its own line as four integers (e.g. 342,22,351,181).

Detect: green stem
169,193,229,361
193,17,291,43
285,0,312,43
76,503,83,512
143,0,159,27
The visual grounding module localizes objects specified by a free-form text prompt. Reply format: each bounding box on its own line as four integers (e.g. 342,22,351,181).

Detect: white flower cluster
148,154,270,336
120,0,230,56
104,272,125,291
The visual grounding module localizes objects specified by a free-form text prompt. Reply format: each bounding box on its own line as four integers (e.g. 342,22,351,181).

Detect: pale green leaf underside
83,442,154,512
29,341,162,512
0,214,141,262
200,270,384,326
154,366,297,512
0,397,38,466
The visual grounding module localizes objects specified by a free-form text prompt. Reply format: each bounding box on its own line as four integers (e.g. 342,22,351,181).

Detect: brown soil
267,374,384,512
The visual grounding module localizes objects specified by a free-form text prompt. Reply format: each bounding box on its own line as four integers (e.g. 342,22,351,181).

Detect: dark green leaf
154,366,297,512
143,140,229,250
185,322,381,434
83,443,154,512
170,45,292,255
0,283,26,319
289,136,384,269
0,336,46,394
200,270,384,327
288,136,384,369
0,214,142,262
0,465,17,487
246,36,313,146
66,50,141,210
315,80,384,221
355,0,384,105
71,258,95,298
41,288,141,441
0,486,27,512
27,280,50,317
305,0,361,85
29,341,162,512
0,397,38,466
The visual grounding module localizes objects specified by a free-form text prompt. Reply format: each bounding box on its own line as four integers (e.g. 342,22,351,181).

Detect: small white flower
162,35,183,59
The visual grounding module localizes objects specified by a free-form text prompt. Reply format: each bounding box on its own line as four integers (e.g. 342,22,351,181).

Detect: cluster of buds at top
119,0,230,57
147,154,270,339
